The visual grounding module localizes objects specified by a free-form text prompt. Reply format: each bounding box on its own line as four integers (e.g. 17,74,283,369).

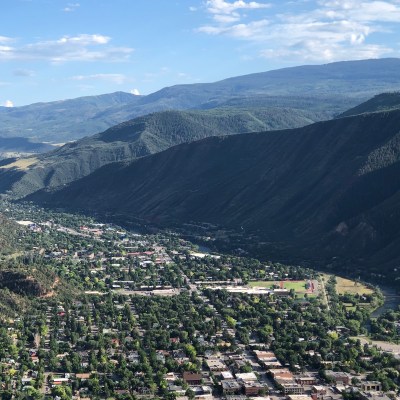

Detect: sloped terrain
339,92,400,117
0,107,327,199
34,109,400,284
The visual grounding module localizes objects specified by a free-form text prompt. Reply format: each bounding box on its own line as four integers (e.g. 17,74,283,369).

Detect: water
371,285,400,317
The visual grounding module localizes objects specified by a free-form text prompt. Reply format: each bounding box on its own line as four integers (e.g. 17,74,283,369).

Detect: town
0,202,399,400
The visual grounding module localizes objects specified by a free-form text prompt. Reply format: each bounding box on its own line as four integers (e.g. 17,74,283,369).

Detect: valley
1,58,400,400
0,202,399,400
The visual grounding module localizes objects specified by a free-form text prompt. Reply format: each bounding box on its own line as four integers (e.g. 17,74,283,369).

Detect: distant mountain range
1,58,400,143
29,93,400,284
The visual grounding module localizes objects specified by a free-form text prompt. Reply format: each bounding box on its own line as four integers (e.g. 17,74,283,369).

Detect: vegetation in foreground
0,202,398,400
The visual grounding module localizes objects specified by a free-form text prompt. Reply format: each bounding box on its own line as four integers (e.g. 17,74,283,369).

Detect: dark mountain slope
2,59,400,142
0,107,326,199
339,92,400,117
35,109,400,283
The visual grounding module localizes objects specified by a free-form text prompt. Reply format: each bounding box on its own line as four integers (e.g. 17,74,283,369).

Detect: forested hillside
34,108,400,284
0,107,327,199
339,92,400,117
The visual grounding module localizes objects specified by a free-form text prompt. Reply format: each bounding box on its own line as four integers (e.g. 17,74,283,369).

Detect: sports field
249,280,317,296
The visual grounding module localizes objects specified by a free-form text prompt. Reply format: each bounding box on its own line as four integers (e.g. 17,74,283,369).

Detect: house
183,372,202,386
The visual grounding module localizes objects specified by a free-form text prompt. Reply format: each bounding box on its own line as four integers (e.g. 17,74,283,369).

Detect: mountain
2,58,400,143
339,92,400,117
0,92,140,143
33,107,400,284
0,107,328,199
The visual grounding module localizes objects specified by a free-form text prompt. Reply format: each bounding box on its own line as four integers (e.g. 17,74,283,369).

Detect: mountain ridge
2,58,400,143
0,107,328,199
31,108,400,284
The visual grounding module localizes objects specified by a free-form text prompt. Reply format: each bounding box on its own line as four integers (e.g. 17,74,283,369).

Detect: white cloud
72,73,129,84
198,19,269,38
0,34,133,63
0,36,13,43
198,0,400,62
63,2,80,12
205,0,270,15
2,100,14,107
130,88,140,95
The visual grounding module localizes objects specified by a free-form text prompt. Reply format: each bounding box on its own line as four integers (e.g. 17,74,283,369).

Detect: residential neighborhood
0,202,399,400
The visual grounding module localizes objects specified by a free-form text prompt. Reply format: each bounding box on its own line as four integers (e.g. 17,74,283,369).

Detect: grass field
335,276,374,296
0,157,38,170
249,280,310,292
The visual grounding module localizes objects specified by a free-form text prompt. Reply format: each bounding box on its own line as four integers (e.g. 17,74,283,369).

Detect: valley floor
0,202,399,400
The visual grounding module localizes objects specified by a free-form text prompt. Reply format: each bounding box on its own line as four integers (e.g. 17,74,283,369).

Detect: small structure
183,371,202,386
361,382,382,392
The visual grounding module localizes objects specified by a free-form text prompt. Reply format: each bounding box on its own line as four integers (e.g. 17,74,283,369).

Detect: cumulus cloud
72,73,129,84
197,0,400,62
0,34,133,63
130,88,140,95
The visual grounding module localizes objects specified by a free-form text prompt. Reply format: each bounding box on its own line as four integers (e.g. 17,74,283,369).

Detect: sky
1,0,400,106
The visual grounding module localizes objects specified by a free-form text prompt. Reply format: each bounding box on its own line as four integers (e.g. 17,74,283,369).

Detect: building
221,371,234,380
206,358,228,372
288,395,313,400
183,372,202,386
325,371,350,385
361,382,382,392
236,372,258,382
277,381,305,395
254,350,282,369
242,380,264,396
221,380,242,395
296,375,317,386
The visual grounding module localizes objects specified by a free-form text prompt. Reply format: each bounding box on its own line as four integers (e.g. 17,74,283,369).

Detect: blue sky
1,0,400,106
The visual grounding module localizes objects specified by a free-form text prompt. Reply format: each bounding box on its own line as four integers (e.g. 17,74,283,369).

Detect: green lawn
249,280,309,292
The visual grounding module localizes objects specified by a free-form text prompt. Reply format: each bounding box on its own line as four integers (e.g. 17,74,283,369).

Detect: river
371,285,400,317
